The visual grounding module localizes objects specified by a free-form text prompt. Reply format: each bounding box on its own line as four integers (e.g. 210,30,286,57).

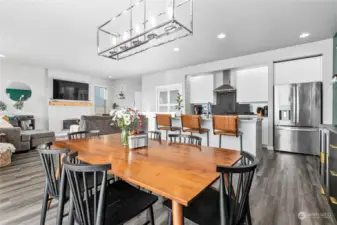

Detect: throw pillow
0,114,13,128
21,121,31,130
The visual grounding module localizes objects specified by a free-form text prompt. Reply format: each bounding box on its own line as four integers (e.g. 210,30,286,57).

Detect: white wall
48,69,114,133
111,77,142,109
0,60,114,132
0,60,49,129
141,39,333,148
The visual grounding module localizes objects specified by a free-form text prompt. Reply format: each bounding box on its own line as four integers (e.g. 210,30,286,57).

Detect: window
156,84,183,112
94,86,108,114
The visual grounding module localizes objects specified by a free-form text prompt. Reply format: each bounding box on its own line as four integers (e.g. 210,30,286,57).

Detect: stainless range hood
213,70,236,92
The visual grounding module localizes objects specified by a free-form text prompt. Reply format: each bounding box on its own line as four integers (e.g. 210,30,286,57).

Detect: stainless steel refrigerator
274,82,322,155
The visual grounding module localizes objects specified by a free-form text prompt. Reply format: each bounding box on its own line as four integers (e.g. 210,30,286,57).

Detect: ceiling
0,0,336,79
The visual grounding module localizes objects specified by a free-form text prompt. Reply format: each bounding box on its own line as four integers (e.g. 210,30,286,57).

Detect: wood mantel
49,100,92,107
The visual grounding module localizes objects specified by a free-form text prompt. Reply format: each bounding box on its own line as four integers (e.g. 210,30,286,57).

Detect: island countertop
320,124,337,134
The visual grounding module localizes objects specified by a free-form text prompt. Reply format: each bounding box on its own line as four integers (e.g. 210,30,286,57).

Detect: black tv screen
53,79,89,101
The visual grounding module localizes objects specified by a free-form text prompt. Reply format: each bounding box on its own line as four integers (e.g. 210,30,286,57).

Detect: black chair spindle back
217,151,259,225
63,152,111,225
148,131,161,140
38,148,70,198
168,134,202,146
68,131,90,140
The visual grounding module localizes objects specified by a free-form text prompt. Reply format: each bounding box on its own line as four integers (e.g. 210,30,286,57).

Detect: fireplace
63,119,80,130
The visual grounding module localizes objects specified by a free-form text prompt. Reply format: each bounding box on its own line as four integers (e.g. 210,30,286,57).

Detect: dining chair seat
158,126,181,131
214,130,237,136
83,180,158,225
164,187,220,225
183,128,209,134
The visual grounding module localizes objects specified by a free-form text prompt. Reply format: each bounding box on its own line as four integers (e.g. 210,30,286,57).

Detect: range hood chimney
213,70,235,92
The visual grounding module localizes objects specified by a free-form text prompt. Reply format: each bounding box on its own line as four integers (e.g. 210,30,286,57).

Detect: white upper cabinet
189,74,214,104
274,56,322,84
236,66,268,103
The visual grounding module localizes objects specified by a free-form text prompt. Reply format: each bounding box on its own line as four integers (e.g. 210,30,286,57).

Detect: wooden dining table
53,134,241,225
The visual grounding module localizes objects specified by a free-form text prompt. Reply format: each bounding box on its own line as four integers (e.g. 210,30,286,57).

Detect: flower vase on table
120,129,130,146
110,108,142,146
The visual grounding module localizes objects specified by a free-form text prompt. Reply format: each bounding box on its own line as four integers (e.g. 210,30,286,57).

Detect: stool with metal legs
155,114,181,140
212,115,243,151
181,114,210,146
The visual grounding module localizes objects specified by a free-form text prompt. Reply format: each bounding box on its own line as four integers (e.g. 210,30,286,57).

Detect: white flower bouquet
110,108,142,145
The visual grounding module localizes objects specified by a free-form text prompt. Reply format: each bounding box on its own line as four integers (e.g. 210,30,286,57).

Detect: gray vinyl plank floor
0,149,335,225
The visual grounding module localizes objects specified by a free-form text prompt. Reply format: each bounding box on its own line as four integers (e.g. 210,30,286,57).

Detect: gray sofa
79,115,148,135
0,127,55,152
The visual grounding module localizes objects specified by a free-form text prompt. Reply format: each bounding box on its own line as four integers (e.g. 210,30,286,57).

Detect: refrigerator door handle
276,126,318,132
293,85,297,124
296,85,299,125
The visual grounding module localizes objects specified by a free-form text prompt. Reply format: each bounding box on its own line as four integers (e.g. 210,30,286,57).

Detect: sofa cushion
22,130,55,139
21,133,31,142
31,136,55,148
79,116,120,135
20,141,31,151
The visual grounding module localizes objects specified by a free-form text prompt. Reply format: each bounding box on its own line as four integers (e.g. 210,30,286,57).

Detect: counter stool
212,115,243,151
156,114,181,140
181,115,210,146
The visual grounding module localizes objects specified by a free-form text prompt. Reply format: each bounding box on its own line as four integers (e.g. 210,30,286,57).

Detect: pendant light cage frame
97,0,193,60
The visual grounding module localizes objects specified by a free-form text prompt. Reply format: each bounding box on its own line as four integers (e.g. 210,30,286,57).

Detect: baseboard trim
267,145,274,151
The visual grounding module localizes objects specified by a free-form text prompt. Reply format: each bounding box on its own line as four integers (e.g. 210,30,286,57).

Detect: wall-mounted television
53,79,89,101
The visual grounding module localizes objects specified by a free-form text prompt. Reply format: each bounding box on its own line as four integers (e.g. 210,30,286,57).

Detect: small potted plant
13,95,25,111
175,92,184,117
0,101,7,112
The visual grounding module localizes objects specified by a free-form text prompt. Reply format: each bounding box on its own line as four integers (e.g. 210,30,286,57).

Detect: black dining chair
164,151,259,225
68,131,90,140
148,131,162,140
62,152,159,225
168,134,202,146
38,147,70,225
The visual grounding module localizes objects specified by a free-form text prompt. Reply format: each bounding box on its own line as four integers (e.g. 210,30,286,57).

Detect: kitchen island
145,113,262,156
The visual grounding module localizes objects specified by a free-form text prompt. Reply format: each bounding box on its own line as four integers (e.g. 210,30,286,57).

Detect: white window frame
156,83,183,113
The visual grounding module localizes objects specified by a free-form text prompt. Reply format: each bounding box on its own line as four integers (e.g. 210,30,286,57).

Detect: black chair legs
40,182,49,225
147,206,155,225
68,193,75,225
207,131,209,146
167,211,172,225
246,203,252,225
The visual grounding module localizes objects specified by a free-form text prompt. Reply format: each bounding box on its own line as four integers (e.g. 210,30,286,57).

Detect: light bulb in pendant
166,0,174,19
134,24,140,34
123,32,129,41
111,36,117,46
150,16,156,28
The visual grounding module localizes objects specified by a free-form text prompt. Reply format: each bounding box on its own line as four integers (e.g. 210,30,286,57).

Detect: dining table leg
172,200,184,225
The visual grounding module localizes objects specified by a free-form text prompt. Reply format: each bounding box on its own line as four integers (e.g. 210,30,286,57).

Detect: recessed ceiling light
173,47,180,52
217,33,226,39
109,76,112,79
299,33,310,38
0,54,6,58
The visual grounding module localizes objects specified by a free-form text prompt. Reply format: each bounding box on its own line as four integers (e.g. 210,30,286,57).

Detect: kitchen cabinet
320,128,329,194
320,126,337,221
274,56,322,85
236,66,268,103
189,74,215,104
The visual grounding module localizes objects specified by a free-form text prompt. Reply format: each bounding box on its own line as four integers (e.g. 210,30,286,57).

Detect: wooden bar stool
156,114,181,140
181,114,210,146
212,115,243,151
